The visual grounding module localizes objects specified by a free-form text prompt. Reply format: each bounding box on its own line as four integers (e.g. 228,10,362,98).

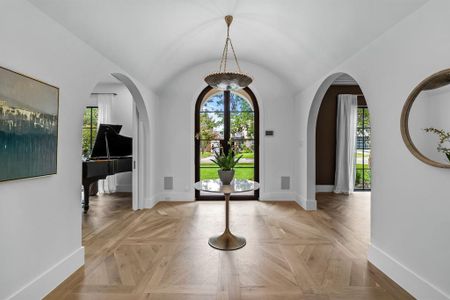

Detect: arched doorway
195,86,259,200
307,72,372,206
82,73,150,212
112,73,150,210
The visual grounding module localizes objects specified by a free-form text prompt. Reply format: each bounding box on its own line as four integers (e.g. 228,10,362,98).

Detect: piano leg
83,183,90,213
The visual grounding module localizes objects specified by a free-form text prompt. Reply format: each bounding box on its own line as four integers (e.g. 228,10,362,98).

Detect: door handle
195,133,200,140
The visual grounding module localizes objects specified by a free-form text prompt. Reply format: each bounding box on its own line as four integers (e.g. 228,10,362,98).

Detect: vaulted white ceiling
28,0,428,93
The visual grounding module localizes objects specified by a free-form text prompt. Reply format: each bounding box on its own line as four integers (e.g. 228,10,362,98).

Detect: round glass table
194,179,260,251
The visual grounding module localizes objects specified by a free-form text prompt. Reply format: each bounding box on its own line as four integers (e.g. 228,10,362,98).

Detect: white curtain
334,94,358,194
97,94,117,194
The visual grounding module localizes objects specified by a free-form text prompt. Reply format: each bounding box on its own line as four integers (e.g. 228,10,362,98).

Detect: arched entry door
195,86,259,200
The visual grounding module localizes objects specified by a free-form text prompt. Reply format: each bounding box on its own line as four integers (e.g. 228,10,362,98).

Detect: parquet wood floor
45,192,414,299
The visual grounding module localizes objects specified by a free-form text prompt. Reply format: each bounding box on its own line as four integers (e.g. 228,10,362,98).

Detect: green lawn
355,165,371,188
356,163,369,169
240,152,254,159
200,162,254,180
200,152,212,158
200,151,254,159
199,152,255,180
201,162,254,167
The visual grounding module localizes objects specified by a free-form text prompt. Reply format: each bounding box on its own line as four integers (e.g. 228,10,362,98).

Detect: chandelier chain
228,38,242,73
224,38,229,72
219,38,228,72
205,15,252,91
218,17,242,73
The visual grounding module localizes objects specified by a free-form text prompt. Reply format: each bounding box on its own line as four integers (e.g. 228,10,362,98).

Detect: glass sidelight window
82,106,98,159
355,106,371,190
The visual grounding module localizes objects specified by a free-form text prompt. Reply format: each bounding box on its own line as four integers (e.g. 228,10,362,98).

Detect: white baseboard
151,191,297,203
146,196,158,209
259,192,297,201
115,184,132,192
154,191,195,203
296,194,317,210
7,247,84,300
316,185,334,192
368,244,449,300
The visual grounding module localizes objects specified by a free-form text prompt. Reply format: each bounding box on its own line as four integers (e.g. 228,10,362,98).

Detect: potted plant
211,148,242,185
424,127,450,161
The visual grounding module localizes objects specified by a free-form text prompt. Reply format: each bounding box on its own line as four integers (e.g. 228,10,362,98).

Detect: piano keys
82,124,132,213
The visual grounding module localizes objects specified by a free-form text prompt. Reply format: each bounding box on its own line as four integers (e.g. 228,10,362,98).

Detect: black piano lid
90,124,132,159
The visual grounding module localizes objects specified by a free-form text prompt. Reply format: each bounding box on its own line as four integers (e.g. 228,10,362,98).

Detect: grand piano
82,124,132,213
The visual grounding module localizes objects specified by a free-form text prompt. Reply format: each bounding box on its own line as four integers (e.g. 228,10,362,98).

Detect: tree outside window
82,106,98,158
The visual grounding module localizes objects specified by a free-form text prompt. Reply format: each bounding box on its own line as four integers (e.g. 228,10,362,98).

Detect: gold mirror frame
400,68,450,168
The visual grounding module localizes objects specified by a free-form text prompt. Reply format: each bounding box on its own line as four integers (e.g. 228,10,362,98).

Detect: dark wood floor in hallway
45,192,413,300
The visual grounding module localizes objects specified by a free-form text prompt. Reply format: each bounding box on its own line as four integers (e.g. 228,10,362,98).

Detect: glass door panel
232,139,255,180
199,140,221,181
230,93,255,183
230,111,255,139
199,101,224,183
355,107,371,190
199,112,224,139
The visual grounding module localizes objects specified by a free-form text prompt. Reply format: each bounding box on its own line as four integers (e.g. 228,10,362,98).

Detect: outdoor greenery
199,93,255,155
199,92,256,180
210,148,242,170
230,96,254,139
199,113,221,153
240,152,254,159
355,171,371,188
355,164,371,188
357,107,370,127
82,107,98,158
355,107,371,190
356,107,371,147
200,163,254,180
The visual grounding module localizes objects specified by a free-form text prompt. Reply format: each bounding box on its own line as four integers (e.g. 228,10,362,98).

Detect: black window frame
195,86,260,200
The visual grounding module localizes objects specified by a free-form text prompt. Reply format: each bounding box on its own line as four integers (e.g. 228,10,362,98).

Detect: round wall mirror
401,68,450,168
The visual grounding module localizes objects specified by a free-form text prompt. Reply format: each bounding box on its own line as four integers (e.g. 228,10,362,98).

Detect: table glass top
194,179,260,194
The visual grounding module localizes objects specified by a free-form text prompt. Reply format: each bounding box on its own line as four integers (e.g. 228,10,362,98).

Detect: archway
307,72,371,207
112,73,151,210
81,73,150,212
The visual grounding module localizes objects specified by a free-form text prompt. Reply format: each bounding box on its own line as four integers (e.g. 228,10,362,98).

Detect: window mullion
224,91,231,154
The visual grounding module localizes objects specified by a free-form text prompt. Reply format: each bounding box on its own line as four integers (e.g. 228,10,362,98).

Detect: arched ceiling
28,0,428,93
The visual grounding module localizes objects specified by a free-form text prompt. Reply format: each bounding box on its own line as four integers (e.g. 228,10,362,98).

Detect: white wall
156,61,296,201
0,1,157,299
294,1,450,298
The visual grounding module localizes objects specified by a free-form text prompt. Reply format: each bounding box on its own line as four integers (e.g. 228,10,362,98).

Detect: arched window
195,86,259,200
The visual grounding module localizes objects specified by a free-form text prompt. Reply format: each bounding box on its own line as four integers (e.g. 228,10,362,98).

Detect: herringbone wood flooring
45,192,414,299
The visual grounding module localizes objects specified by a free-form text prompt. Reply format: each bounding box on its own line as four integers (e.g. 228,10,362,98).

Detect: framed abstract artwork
0,66,59,182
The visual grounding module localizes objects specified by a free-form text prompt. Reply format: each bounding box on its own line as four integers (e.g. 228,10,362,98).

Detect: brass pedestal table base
193,180,259,251
209,229,246,250
208,192,246,250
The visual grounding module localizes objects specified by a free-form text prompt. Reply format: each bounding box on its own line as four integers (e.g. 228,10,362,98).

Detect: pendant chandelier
204,15,252,91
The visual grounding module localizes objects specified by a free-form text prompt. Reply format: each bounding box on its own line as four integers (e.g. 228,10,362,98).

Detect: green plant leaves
210,148,242,170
